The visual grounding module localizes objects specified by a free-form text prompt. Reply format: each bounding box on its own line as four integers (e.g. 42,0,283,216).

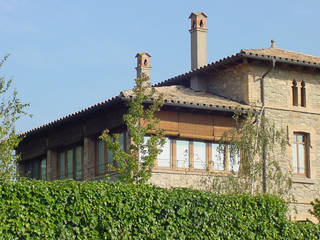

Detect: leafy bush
310,198,320,223
0,179,318,239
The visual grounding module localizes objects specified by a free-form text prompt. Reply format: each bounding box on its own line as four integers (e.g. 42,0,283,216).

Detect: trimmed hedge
0,179,319,239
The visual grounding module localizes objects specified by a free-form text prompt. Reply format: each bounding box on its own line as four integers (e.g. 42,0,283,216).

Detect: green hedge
0,179,319,239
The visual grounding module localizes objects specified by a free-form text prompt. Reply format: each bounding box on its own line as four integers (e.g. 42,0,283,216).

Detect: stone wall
207,63,249,104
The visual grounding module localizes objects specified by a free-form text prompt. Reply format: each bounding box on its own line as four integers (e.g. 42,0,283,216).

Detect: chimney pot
135,52,151,78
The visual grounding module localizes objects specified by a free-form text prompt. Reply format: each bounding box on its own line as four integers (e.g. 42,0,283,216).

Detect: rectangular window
59,152,65,180
67,149,73,179
40,158,47,180
193,141,206,170
176,140,189,168
97,140,105,175
25,161,32,178
292,133,308,176
228,145,240,172
139,136,150,163
212,143,225,171
32,160,39,179
75,146,82,180
157,137,171,167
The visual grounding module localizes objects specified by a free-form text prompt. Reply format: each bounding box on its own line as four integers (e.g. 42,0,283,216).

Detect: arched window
144,59,148,66
200,20,203,28
301,81,306,107
292,80,298,106
192,20,196,29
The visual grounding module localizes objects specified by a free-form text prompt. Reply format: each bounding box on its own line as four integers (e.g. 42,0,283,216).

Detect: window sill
293,177,316,185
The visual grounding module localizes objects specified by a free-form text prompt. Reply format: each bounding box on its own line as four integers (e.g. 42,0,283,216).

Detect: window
228,145,240,172
154,138,241,173
292,80,298,106
157,137,171,167
24,157,46,180
67,149,73,179
40,158,47,180
193,141,206,170
301,81,306,107
75,146,82,180
292,133,308,176
139,136,150,163
97,140,105,175
58,144,83,180
176,140,190,168
212,143,225,171
96,132,126,176
59,152,65,180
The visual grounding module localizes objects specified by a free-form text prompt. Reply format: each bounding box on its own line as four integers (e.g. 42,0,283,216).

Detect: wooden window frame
57,143,84,180
154,137,239,174
293,132,309,177
95,131,127,176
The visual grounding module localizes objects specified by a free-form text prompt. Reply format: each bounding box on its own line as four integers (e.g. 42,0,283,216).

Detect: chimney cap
135,52,151,58
189,12,207,19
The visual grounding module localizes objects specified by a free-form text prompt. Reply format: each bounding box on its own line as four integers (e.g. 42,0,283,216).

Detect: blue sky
0,0,319,133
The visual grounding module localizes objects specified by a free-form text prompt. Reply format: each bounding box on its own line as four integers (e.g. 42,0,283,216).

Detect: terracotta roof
20,96,121,136
155,45,320,87
121,85,247,111
20,44,320,137
241,46,320,65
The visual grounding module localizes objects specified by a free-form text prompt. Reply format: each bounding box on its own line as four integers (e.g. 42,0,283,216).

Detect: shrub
0,179,318,239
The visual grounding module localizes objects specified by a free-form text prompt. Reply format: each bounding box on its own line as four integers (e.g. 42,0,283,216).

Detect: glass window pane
212,143,225,171
59,152,65,180
25,161,31,178
298,135,303,143
293,134,297,143
176,140,189,168
119,133,124,150
193,141,206,169
292,143,298,173
40,158,46,180
298,144,305,174
140,136,150,163
228,145,240,172
67,149,73,179
158,138,171,167
32,160,39,179
75,146,82,180
107,148,113,167
98,140,105,175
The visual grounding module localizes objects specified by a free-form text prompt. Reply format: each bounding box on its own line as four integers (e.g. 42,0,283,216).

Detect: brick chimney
189,12,208,70
135,53,151,78
189,12,208,91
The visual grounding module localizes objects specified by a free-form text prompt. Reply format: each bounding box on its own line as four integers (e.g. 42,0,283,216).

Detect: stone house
17,12,320,221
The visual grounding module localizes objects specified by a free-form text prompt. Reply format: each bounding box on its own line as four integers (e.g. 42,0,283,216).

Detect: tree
206,106,292,198
0,55,30,180
100,73,164,184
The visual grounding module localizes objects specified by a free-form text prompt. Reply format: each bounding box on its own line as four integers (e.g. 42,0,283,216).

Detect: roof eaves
240,51,320,69
20,96,122,137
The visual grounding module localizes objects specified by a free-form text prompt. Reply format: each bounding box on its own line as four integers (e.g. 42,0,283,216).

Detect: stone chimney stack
135,53,151,78
189,12,208,70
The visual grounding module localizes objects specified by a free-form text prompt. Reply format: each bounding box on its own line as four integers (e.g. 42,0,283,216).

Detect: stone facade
18,46,320,222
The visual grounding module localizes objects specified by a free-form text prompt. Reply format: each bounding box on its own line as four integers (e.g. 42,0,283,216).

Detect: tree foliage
207,106,292,198
100,74,164,184
0,55,30,180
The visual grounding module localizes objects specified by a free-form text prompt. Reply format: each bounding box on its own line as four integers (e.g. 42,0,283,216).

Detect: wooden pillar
83,136,96,180
47,149,57,180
